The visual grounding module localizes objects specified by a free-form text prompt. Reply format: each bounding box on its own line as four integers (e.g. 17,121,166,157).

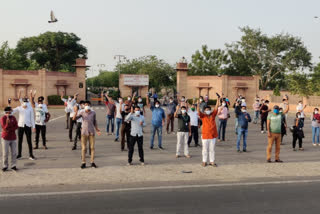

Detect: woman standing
292,112,304,151
311,108,320,146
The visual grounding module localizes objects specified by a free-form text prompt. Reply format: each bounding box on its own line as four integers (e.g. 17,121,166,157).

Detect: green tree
287,72,313,97
15,31,87,71
0,41,28,69
273,84,281,96
189,45,229,75
114,56,175,92
226,27,312,89
310,63,320,95
86,71,119,88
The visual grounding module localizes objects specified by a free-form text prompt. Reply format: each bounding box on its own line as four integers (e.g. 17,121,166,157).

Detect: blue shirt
235,108,251,129
167,102,176,114
150,106,165,127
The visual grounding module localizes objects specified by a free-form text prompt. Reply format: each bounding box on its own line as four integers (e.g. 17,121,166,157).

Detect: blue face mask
273,109,279,114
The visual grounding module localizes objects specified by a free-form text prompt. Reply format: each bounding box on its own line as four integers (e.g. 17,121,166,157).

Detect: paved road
0,181,320,214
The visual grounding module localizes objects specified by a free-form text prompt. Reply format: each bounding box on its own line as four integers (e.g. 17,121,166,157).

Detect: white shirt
188,110,199,126
12,106,35,128
35,103,48,113
76,108,84,123
35,107,47,126
115,102,124,119
62,98,76,114
125,113,146,137
296,104,305,118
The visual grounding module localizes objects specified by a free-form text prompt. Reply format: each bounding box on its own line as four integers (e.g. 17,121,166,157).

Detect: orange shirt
199,109,218,139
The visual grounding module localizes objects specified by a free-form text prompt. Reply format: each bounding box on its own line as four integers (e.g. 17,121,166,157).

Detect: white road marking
1,179,320,198
48,115,65,122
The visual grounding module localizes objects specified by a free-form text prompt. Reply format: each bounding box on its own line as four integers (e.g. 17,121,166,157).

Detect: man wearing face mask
61,92,78,141
125,106,146,165
73,101,101,169
174,105,191,158
61,92,77,130
217,100,229,142
113,97,124,142
187,104,200,147
296,101,307,122
252,99,261,124
135,96,145,116
34,103,50,150
121,105,131,151
147,96,166,150
72,101,85,150
11,98,36,160
1,107,19,171
279,96,289,120
198,96,206,113
266,105,283,163
124,92,136,109
179,96,188,110
197,95,220,167
235,104,251,152
166,97,176,134
260,100,270,134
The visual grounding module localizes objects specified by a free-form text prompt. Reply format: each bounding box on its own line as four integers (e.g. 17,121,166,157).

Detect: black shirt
177,114,190,132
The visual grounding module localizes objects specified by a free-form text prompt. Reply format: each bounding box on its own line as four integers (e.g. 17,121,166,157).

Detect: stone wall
119,74,148,98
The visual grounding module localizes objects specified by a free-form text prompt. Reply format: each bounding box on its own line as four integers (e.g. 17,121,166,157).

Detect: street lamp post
114,55,126,92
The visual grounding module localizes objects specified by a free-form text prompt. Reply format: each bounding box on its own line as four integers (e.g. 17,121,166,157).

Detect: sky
1,0,320,77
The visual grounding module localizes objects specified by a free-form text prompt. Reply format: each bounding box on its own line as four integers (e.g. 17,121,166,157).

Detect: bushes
48,95,67,105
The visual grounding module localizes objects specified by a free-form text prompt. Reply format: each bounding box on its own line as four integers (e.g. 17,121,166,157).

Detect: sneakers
91,163,97,168
313,143,317,146
72,146,77,150
243,149,247,152
150,146,153,150
33,146,39,150
275,159,283,163
81,163,86,169
43,146,48,150
16,155,22,160
261,131,265,134
267,159,272,163
114,138,119,142
299,148,304,151
140,162,145,166
127,162,133,166
11,166,17,171
176,155,181,158
2,167,8,172
158,146,164,150
201,162,207,167
209,162,218,167
29,156,36,160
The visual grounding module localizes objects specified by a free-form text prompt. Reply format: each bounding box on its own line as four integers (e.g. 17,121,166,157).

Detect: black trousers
121,125,131,150
292,133,303,148
188,126,199,146
69,119,76,141
74,122,82,146
35,124,46,146
18,126,33,157
66,112,70,129
128,135,144,163
261,118,267,131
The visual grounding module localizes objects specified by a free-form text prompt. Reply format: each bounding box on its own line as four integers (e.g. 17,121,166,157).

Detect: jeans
188,126,199,146
312,126,320,144
115,118,122,139
150,125,162,148
18,125,33,157
106,115,114,133
128,135,144,163
35,124,46,147
261,118,267,131
1,139,17,168
253,111,259,124
236,128,248,150
218,119,227,141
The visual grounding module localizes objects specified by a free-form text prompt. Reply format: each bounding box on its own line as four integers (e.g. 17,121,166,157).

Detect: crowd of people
1,89,320,172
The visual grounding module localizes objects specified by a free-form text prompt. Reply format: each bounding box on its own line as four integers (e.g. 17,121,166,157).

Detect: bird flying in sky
48,10,58,23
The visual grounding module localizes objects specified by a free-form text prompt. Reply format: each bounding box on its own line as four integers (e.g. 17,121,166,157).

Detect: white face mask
68,98,72,101
315,111,319,114
169,100,173,103
205,110,211,115
135,111,140,116
181,110,186,114
222,103,226,107
181,98,185,102
299,103,302,106
138,99,142,102
242,99,245,103
155,104,160,108
298,115,302,118
241,109,246,113
128,97,131,101
85,106,91,111
266,104,269,107
22,102,27,107
199,99,203,102
119,99,123,103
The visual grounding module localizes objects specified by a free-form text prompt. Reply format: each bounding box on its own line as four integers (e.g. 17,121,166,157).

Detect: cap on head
273,105,279,110
23,98,28,102
4,106,12,112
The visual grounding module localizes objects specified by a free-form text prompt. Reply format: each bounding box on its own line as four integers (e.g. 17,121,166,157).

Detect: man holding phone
1,107,19,171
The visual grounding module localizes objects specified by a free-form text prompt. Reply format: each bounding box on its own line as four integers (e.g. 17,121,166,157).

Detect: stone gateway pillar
176,59,188,97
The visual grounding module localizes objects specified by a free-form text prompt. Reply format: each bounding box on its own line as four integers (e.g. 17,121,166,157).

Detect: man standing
72,101,85,150
121,105,131,151
125,106,146,165
1,107,19,172
34,104,50,150
266,105,283,163
73,101,101,169
279,96,289,121
296,100,307,121
198,96,206,113
103,92,116,136
61,92,78,142
187,104,200,147
252,99,261,124
166,97,176,134
197,95,220,167
147,96,166,150
235,104,251,152
260,100,270,134
12,99,36,160
174,105,191,158
217,100,229,142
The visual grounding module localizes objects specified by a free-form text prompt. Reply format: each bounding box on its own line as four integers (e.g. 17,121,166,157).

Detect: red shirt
1,115,18,141
199,109,218,139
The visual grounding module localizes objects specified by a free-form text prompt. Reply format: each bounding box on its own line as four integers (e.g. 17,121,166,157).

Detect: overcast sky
1,0,320,77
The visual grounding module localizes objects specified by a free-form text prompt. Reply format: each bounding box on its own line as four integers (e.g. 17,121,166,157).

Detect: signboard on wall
123,75,149,86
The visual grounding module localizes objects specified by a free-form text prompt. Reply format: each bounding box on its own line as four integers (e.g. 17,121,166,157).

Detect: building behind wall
119,74,149,98
176,61,260,107
0,58,87,107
